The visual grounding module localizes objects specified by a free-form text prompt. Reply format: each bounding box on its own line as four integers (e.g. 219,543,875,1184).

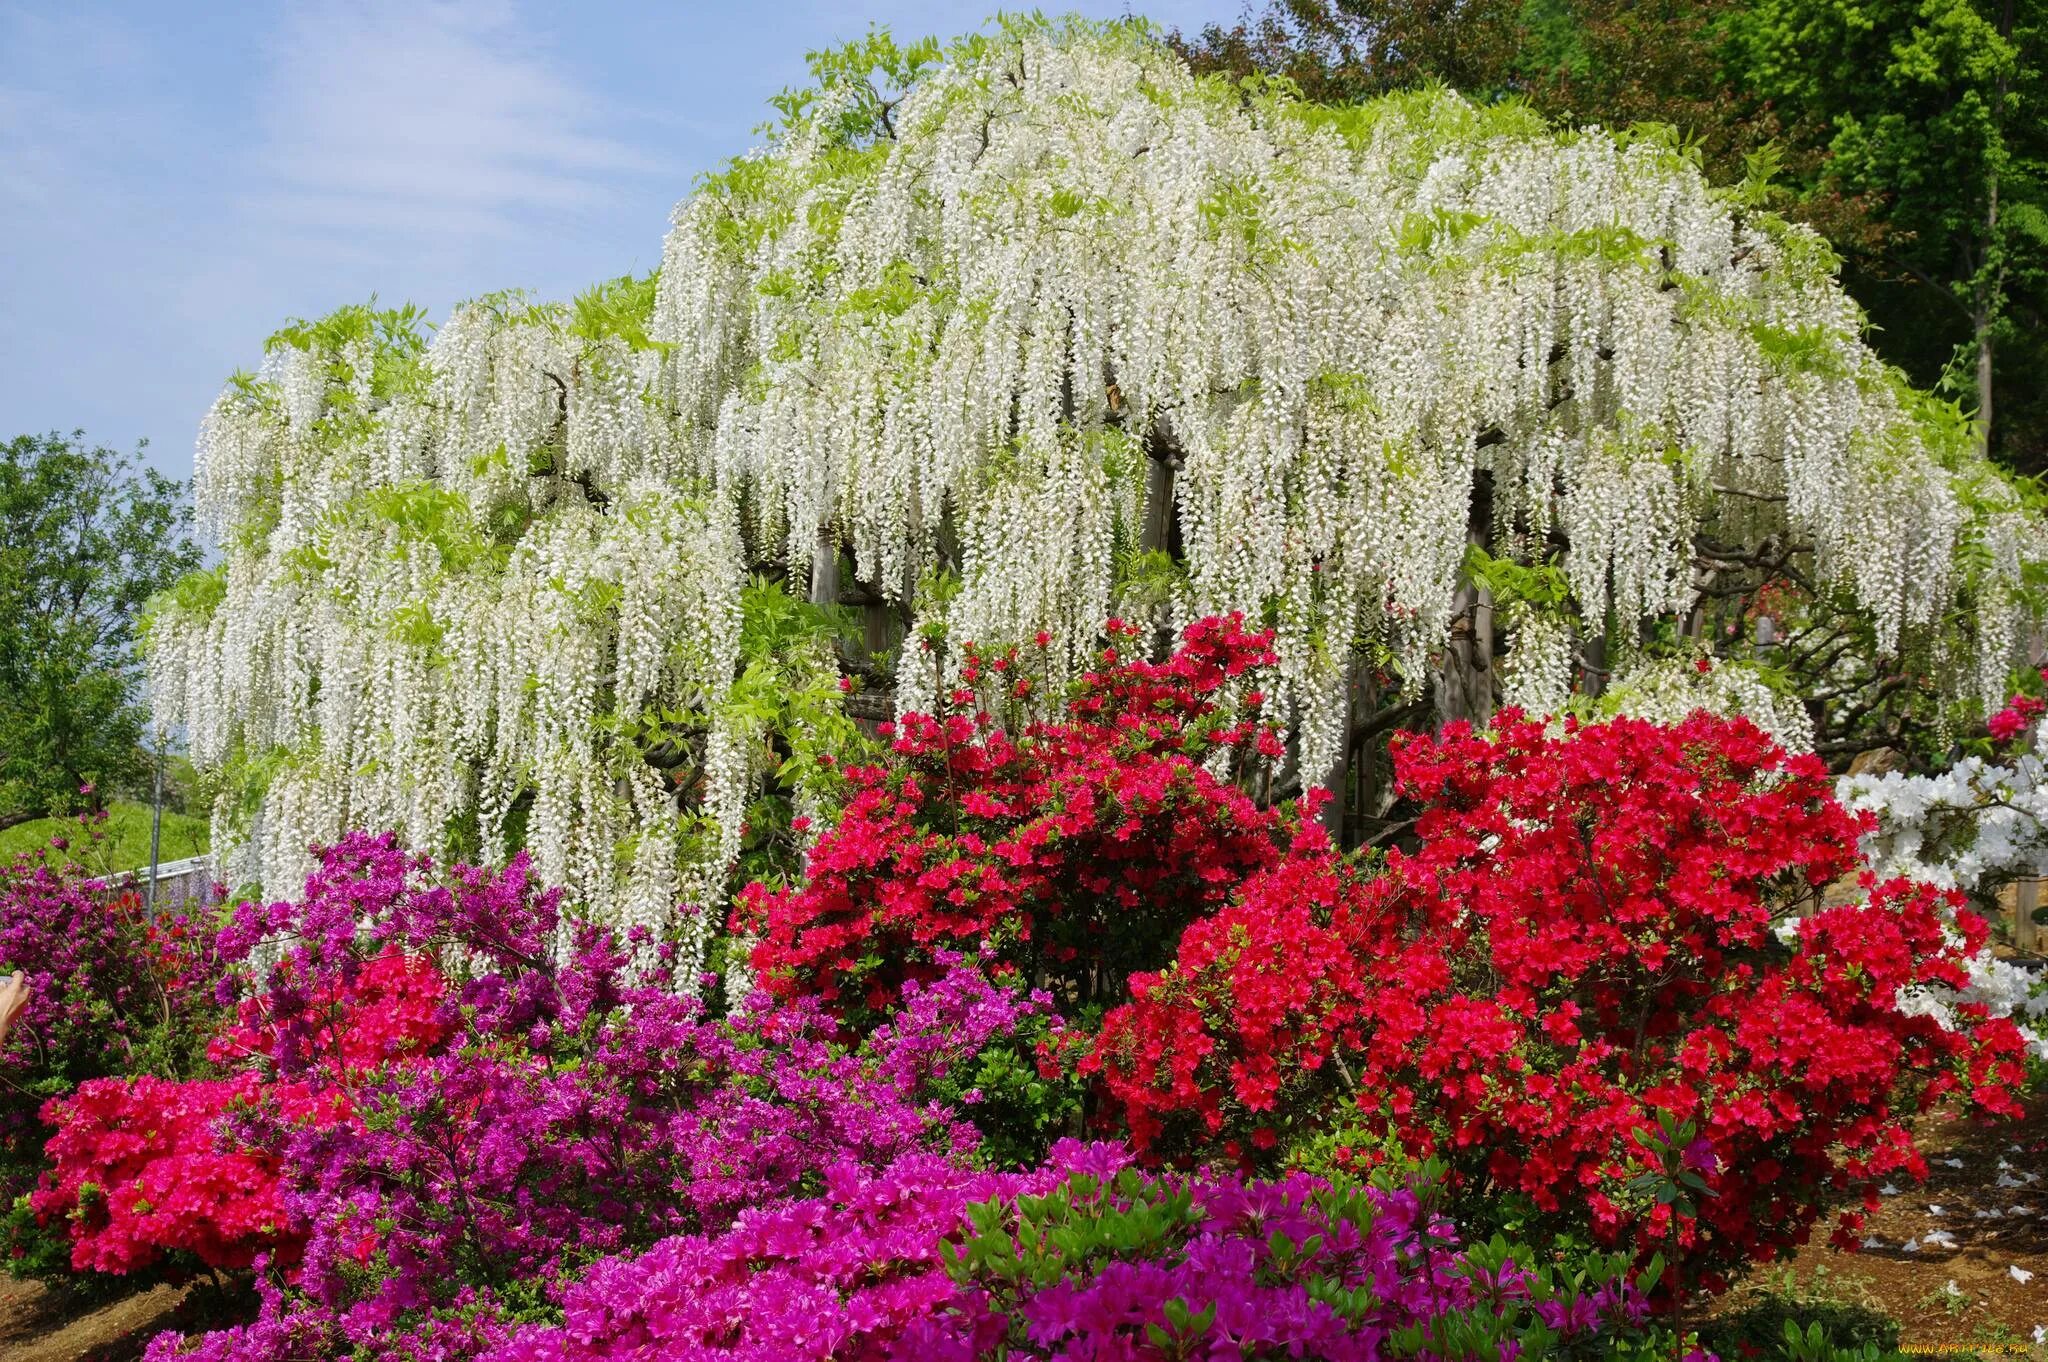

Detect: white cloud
249,0,660,241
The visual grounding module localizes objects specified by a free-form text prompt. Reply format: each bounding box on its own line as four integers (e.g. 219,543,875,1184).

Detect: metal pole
145,732,164,919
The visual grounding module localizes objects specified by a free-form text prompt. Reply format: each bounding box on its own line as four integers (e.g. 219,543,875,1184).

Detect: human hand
0,971,29,1048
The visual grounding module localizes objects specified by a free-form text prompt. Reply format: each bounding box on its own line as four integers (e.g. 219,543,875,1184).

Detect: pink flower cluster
506,1143,1647,1361
32,1074,345,1273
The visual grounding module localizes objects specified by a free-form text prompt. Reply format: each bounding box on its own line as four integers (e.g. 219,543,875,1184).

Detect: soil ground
0,1277,196,1362
1707,1089,2048,1360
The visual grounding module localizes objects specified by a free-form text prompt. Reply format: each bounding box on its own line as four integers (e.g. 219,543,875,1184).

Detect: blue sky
1,1,1239,485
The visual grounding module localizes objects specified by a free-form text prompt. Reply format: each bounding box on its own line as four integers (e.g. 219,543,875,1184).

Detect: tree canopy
150,16,2048,954
1,432,199,827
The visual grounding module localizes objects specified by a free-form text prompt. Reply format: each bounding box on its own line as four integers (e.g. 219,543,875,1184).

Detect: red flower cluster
1091,709,2030,1289
1084,848,1389,1148
208,945,448,1078
31,1074,346,1273
1986,669,2048,744
38,945,449,1275
737,615,1311,1017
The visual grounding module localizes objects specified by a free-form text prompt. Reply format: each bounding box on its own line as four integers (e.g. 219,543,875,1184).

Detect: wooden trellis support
2008,877,2043,954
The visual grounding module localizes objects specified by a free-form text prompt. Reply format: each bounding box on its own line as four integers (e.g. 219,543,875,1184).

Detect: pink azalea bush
32,1074,344,1274
0,808,221,1283
504,1145,1653,1361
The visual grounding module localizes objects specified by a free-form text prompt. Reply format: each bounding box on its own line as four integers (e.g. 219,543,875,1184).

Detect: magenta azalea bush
123,835,1054,1358
505,1147,1649,1361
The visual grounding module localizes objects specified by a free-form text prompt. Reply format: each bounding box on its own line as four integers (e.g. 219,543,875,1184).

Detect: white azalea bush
151,16,2048,968
1837,727,2048,1055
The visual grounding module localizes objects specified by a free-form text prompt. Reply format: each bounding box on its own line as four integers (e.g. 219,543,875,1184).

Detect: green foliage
0,432,201,823
1725,0,2047,467
945,1163,1667,1359
725,580,871,888
571,272,666,352
268,301,433,422
1702,1263,1905,1361
768,25,944,147
920,1006,1086,1170
619,577,873,895
0,800,209,873
357,482,505,576
1462,543,1573,612
947,1168,1204,1289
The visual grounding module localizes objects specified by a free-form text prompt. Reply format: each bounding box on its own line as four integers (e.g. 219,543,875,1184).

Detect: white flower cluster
1837,742,2048,1055
1499,610,1577,716
155,303,749,966
1840,746,2048,892
154,18,2044,957
1605,657,1817,753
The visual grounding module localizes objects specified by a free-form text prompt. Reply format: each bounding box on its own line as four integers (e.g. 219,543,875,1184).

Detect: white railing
109,855,215,913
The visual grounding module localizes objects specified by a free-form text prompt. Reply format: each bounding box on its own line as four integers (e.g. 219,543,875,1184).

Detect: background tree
1174,0,2048,473
0,432,200,829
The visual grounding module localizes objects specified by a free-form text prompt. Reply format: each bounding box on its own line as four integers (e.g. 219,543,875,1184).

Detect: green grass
0,800,210,875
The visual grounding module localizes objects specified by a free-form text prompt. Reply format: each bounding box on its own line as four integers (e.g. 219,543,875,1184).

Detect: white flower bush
1838,739,2048,1053
150,17,2048,965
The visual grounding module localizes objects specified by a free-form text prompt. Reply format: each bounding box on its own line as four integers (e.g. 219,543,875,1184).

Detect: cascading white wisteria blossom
1605,657,1818,753
152,298,751,962
151,16,2045,955
648,19,2033,773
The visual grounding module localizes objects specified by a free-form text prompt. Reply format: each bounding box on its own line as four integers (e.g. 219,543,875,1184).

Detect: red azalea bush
0,813,223,1282
1090,709,2031,1291
736,616,1310,1019
31,1074,347,1274
206,945,448,1080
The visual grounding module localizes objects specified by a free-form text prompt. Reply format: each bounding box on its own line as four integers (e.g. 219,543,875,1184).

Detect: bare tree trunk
809,523,839,609
1435,524,1497,729
1141,452,1174,555
1320,662,1359,840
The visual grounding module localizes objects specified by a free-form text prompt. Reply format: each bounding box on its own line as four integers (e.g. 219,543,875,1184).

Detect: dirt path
0,1277,195,1362
1709,1093,2048,1358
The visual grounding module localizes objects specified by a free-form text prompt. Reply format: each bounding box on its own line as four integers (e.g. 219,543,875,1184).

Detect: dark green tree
1724,0,2046,467
0,432,200,828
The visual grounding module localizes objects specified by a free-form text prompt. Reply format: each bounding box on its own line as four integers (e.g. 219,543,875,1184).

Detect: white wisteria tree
150,17,2047,966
